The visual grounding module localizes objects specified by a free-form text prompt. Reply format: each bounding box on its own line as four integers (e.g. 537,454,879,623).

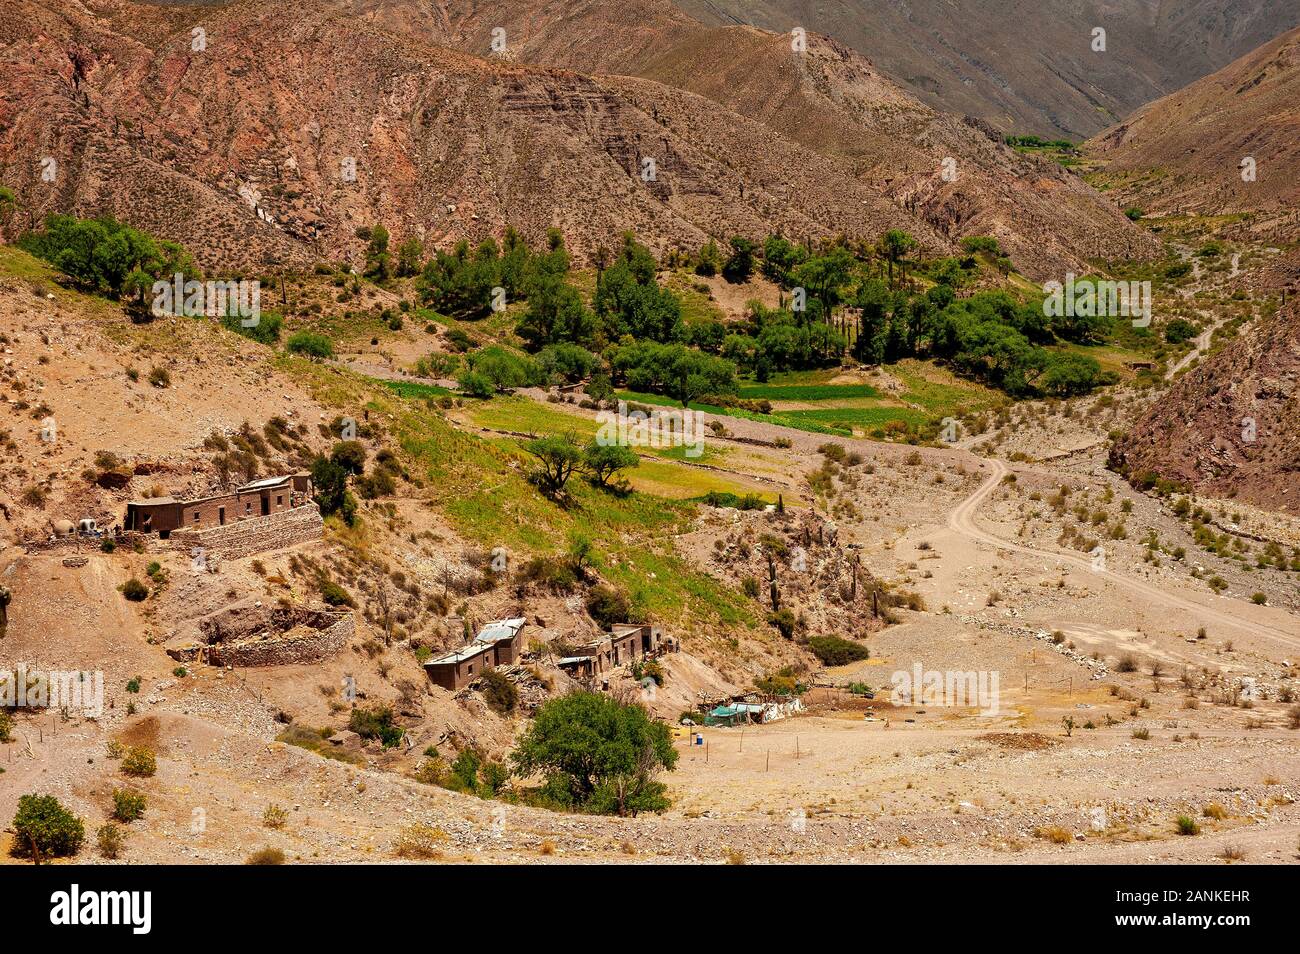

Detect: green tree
364,224,392,281
721,236,756,283
396,235,424,277
878,229,918,288
582,441,639,487
311,456,356,524
330,440,367,475
695,239,722,277
511,692,678,816
525,433,583,495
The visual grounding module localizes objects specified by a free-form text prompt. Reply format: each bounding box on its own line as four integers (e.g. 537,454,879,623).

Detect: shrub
393,823,448,859
11,794,85,858
120,578,149,601
96,823,124,859
111,788,147,822
1175,815,1200,836
807,635,870,666
148,367,170,388
245,847,286,865
585,584,631,629
262,804,289,829
1033,825,1072,844
0,710,11,743
1251,592,1267,605
286,331,334,358
767,607,797,639
121,746,157,777
349,705,404,748
1203,803,1228,820
320,580,355,607
478,668,518,715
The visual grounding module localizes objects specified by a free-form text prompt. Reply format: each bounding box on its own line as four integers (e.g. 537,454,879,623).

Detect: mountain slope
1086,26,1300,241
0,0,1157,278
674,0,1300,139
1110,299,1300,510
360,0,1162,275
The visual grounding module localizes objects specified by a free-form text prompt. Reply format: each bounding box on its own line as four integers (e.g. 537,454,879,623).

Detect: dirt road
948,457,1300,652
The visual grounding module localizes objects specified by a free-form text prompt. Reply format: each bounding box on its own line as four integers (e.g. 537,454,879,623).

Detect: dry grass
1034,825,1072,845
392,823,447,859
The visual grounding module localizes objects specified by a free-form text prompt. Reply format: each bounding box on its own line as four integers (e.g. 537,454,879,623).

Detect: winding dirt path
948,457,1300,652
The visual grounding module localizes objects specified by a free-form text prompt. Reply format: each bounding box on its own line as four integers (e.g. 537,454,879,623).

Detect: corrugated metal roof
474,617,527,644
424,643,492,666
237,475,293,492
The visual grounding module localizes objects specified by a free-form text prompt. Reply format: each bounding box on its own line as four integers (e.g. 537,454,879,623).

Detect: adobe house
473,617,527,665
423,642,495,691
124,474,311,538
423,618,528,690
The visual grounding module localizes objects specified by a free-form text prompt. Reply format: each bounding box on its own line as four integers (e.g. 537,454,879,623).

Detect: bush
11,794,85,858
121,746,157,778
148,367,170,388
320,580,355,607
349,705,404,748
286,331,334,359
807,635,870,666
458,369,495,398
111,788,147,822
120,578,149,601
392,823,447,859
263,804,289,829
96,823,124,859
479,668,518,714
585,584,631,629
1175,815,1200,836
767,608,797,639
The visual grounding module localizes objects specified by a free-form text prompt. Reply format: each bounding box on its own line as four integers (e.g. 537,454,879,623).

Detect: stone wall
206,611,354,668
168,502,322,559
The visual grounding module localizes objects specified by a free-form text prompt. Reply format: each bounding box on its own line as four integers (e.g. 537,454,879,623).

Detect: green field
378,379,453,400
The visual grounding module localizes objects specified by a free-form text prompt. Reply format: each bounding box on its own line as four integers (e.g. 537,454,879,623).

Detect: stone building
123,473,311,538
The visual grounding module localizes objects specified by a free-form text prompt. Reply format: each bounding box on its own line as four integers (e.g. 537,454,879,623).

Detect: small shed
704,705,748,728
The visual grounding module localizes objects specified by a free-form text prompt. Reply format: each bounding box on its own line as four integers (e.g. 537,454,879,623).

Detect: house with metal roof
423,617,529,690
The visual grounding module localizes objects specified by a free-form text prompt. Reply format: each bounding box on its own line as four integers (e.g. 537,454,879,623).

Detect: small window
193,511,200,522
245,502,252,514
276,495,283,506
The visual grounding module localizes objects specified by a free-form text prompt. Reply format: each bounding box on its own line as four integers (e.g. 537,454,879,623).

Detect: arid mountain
0,0,1156,277
674,0,1300,140
1110,300,1300,510
1086,26,1300,243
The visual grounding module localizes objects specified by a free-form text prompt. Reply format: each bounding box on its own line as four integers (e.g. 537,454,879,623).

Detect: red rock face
0,0,1155,277
1112,300,1300,510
